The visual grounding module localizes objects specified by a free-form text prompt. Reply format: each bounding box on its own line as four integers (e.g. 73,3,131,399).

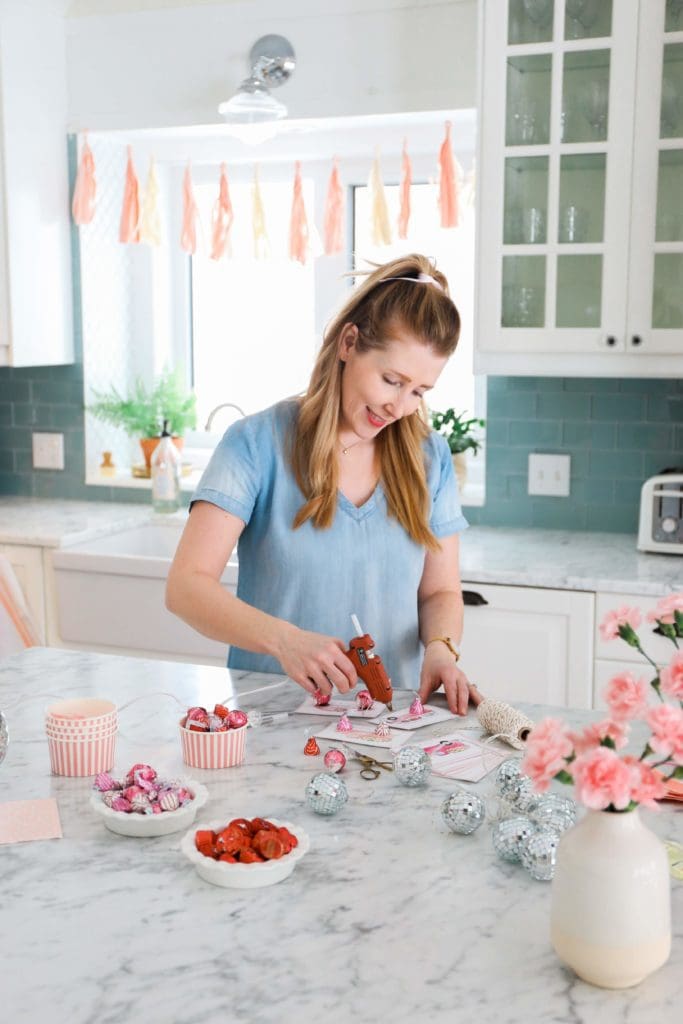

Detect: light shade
218,77,288,124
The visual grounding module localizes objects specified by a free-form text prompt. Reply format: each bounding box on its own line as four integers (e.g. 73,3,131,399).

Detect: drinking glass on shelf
565,0,599,39
660,78,681,137
667,0,683,30
503,284,541,326
510,96,539,145
523,0,553,27
579,79,609,139
559,204,588,243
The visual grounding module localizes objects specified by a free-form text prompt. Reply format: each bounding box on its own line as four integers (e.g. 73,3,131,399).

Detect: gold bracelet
426,636,460,662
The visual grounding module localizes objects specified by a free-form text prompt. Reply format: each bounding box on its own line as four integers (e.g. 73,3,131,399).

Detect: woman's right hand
275,626,358,695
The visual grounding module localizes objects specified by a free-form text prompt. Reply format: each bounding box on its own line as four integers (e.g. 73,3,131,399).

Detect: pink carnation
623,757,667,811
604,672,649,720
660,651,683,700
647,704,683,764
521,717,573,792
570,718,629,754
599,606,641,642
646,592,683,625
570,746,633,810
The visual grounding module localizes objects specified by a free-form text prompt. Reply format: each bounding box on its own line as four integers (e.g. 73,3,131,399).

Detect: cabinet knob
463,590,489,606
631,334,642,347
606,335,617,347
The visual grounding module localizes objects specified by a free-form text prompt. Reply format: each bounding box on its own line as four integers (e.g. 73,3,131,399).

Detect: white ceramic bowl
90,780,209,837
181,818,310,888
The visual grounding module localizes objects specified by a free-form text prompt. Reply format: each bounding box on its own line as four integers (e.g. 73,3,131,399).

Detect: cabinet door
0,544,46,643
627,0,683,356
476,0,645,376
460,581,594,707
594,590,678,667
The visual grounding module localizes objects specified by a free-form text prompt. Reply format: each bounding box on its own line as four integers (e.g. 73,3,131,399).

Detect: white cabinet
0,543,46,644
475,0,683,377
460,581,595,707
0,5,73,367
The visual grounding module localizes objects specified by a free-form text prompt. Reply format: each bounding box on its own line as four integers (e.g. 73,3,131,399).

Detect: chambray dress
191,399,468,689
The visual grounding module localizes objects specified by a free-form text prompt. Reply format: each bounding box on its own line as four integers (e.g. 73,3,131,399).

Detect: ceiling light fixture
218,34,296,126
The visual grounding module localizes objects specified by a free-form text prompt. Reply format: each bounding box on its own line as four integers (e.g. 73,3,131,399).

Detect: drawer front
594,591,678,668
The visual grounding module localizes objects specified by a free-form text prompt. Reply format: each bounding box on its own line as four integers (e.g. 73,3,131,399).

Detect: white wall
65,0,478,130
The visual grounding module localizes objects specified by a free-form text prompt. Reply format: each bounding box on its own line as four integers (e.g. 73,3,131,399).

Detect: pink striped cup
179,717,247,770
47,732,117,777
45,721,118,740
46,698,117,730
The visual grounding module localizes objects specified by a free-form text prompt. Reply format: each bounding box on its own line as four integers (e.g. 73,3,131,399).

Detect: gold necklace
340,437,363,455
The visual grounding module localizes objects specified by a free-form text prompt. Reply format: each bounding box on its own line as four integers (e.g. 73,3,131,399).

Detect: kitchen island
1,647,681,1024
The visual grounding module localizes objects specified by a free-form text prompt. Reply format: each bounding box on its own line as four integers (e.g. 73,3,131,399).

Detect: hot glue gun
345,614,393,710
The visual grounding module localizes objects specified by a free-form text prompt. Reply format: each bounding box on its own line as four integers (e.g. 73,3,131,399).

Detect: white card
293,696,384,719
314,720,404,751
379,704,457,731
414,731,508,782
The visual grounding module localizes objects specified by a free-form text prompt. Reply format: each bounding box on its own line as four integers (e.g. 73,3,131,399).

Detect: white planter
551,809,671,988
451,452,467,492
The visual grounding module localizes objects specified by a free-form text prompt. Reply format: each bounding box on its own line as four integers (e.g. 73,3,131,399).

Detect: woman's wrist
425,636,461,661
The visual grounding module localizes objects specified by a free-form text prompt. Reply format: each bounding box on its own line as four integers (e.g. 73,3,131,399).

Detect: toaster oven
637,473,683,554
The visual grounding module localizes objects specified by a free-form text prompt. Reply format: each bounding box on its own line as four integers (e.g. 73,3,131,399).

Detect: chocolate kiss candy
304,737,321,756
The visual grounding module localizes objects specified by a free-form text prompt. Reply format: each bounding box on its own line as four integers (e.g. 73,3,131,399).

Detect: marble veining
0,497,155,547
1,647,681,1024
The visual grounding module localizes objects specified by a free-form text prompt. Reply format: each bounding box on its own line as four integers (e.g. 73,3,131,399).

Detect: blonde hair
291,254,461,550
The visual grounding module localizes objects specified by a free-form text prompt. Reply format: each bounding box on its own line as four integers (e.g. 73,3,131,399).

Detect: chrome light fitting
218,35,296,124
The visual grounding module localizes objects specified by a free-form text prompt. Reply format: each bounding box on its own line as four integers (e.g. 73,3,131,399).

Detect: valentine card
293,696,384,719
379,704,457,731
313,720,404,751
415,732,508,782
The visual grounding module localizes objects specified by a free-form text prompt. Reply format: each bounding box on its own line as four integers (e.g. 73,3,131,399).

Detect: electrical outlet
32,432,65,471
528,453,571,497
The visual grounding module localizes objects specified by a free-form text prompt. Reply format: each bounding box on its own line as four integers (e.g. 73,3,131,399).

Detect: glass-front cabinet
476,0,683,375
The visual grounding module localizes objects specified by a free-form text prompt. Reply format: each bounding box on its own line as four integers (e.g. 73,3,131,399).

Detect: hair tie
383,273,445,292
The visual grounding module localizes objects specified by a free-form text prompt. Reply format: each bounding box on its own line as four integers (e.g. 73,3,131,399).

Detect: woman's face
338,323,448,440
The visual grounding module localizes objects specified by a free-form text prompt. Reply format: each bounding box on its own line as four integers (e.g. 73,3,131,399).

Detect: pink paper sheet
0,798,62,845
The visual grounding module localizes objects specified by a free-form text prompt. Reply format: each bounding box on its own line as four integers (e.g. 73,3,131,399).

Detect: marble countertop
0,497,157,547
1,647,681,1024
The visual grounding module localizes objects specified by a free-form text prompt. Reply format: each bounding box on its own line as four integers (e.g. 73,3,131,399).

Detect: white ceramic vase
452,452,467,492
551,809,671,988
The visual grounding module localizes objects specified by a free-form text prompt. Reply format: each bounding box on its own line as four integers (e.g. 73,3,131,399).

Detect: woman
166,253,479,715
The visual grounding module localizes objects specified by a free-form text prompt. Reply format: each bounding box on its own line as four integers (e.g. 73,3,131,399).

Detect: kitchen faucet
204,402,246,431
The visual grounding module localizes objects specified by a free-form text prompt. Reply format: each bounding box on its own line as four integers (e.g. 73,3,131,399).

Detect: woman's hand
275,626,358,696
418,644,483,716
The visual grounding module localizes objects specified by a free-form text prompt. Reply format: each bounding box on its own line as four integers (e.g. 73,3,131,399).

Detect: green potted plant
88,370,197,469
429,407,485,490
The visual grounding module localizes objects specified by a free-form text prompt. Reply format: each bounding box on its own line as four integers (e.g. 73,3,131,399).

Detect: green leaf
428,407,486,455
87,369,197,438
554,769,573,785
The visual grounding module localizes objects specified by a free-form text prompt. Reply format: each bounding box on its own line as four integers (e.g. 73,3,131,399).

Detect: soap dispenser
151,419,181,513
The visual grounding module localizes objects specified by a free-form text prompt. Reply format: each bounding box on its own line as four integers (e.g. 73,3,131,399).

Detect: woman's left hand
418,645,483,716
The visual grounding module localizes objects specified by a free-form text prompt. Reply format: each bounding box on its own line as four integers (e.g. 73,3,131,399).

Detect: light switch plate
32,432,65,471
528,453,571,497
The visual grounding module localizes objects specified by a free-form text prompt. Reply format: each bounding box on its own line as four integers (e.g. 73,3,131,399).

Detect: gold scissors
345,746,394,781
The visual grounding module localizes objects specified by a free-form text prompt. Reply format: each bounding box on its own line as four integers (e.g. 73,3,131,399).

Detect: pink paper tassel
323,157,344,255
289,161,310,265
369,150,392,247
438,121,459,229
119,146,140,244
72,135,96,226
398,140,412,240
210,163,234,260
180,163,199,255
252,166,269,260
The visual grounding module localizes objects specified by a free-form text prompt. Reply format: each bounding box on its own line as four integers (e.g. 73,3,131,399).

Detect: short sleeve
190,417,262,524
427,432,469,538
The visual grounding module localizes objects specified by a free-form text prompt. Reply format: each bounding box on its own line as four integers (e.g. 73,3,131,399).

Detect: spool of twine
476,698,534,750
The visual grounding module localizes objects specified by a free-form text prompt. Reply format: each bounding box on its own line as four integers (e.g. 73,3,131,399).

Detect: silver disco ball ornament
393,745,431,787
521,827,560,881
501,774,538,813
305,772,348,816
495,758,523,793
491,816,537,863
441,789,486,835
0,710,8,765
531,793,576,834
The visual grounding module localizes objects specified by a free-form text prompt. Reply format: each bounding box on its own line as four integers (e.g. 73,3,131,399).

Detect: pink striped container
46,698,117,733
47,732,117,777
45,719,118,740
179,717,247,770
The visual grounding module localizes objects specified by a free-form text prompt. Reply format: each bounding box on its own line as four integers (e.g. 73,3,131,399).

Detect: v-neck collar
336,485,380,521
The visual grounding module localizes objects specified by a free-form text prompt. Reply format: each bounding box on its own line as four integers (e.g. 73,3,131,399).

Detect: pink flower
570,718,629,754
646,593,683,625
603,672,649,720
623,757,667,810
647,705,683,764
521,717,574,792
599,606,642,642
660,651,683,700
570,747,633,810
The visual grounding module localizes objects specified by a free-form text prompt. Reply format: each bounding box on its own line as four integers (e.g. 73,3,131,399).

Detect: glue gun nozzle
386,702,393,712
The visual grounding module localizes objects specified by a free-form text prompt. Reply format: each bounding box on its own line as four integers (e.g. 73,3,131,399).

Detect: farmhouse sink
52,519,238,662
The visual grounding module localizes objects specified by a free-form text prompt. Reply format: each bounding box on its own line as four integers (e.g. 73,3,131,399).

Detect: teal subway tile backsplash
466,376,682,533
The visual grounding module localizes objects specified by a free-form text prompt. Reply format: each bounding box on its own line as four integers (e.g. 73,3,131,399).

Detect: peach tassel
289,161,310,265
252,165,270,260
398,139,412,240
369,149,391,247
138,158,161,246
119,146,140,244
210,163,234,260
180,163,199,254
72,134,96,225
323,157,344,255
438,121,459,229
